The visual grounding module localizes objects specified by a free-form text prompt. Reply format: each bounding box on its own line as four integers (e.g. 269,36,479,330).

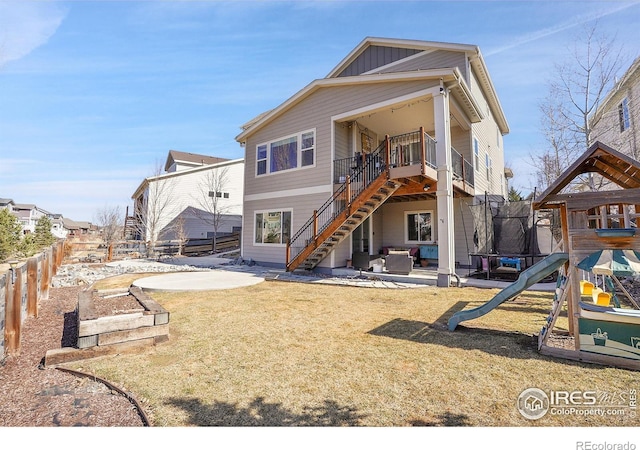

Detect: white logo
517,387,549,420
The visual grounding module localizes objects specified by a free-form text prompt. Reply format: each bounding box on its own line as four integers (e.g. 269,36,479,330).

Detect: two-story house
131,151,244,243
590,56,640,160
235,37,509,286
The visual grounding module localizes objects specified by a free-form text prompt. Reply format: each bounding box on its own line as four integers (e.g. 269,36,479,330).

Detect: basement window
254,210,292,245
405,211,433,244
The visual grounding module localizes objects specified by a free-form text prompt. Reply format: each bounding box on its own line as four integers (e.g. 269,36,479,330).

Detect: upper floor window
619,98,630,132
473,138,480,171
485,152,492,183
256,129,315,176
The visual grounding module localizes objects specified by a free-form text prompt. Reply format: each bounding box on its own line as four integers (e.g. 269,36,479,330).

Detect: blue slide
447,252,569,331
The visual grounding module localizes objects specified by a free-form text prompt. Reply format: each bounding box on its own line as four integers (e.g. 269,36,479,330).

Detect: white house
131,152,244,243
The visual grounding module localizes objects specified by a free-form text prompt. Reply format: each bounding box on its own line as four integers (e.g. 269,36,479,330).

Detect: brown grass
66,279,638,427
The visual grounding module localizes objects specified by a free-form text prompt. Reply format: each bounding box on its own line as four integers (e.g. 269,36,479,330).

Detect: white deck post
434,84,455,287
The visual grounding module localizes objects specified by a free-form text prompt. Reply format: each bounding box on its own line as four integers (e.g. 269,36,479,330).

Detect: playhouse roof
532,141,640,210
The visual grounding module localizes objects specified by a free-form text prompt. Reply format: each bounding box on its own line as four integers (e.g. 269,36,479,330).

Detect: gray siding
337,46,420,77
244,80,430,197
334,122,350,160
242,193,328,266
379,50,468,80
380,198,474,266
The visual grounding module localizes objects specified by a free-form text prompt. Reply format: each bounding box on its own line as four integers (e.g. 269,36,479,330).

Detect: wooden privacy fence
1,240,64,359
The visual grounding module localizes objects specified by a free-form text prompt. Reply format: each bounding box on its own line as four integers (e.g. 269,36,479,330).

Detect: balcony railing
334,130,473,188
289,139,389,268
451,145,474,187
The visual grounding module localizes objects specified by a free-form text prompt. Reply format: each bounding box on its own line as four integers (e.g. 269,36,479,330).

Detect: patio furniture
385,250,413,275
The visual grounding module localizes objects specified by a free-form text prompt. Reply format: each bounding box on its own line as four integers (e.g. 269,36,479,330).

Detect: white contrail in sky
485,0,640,56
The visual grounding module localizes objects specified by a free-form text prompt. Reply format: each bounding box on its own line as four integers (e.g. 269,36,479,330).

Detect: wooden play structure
533,141,640,371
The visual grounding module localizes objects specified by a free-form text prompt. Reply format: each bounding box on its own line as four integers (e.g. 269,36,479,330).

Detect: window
254,210,292,245
257,144,267,175
473,138,480,171
405,211,433,244
485,152,490,180
209,191,230,199
256,129,315,176
619,98,630,132
270,136,297,173
301,131,315,167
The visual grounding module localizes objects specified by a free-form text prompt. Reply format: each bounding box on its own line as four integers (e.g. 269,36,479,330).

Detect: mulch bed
0,286,147,427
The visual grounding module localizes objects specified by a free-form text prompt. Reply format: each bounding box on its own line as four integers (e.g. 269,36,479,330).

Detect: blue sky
1,1,639,222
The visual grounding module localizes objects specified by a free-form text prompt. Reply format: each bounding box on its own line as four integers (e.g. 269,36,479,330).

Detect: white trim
244,184,332,202
236,70,458,142
253,208,293,247
255,128,316,177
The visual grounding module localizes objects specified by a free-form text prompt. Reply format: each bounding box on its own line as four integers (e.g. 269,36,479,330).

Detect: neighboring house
131,151,244,243
235,37,510,286
62,218,96,237
49,214,67,239
591,56,640,160
164,149,230,173
12,203,51,234
0,198,15,213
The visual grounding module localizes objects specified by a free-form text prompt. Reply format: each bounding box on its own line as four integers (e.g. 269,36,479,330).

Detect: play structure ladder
537,266,570,350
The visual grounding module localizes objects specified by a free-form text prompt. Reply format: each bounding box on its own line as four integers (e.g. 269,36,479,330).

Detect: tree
94,204,123,248
33,216,56,249
0,208,22,261
192,166,234,253
507,186,524,202
133,161,177,257
173,215,189,256
533,24,626,192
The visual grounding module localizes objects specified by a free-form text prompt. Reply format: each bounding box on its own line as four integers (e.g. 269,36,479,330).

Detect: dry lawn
70,278,638,427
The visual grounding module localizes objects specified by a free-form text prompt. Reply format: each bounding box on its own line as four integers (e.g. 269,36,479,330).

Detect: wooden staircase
286,133,406,272
286,128,475,272
289,174,401,271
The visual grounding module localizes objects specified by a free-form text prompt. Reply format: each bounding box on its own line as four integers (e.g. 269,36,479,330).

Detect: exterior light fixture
8,260,19,283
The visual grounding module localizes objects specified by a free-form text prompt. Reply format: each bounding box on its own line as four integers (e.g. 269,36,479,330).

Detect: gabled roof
164,150,230,172
236,36,509,142
326,37,479,78
533,141,640,210
132,156,244,200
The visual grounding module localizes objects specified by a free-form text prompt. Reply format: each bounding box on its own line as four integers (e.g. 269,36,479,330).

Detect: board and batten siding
337,45,421,77
379,50,468,80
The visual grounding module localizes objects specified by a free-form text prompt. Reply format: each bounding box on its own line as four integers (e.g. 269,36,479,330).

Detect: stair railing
286,137,390,269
